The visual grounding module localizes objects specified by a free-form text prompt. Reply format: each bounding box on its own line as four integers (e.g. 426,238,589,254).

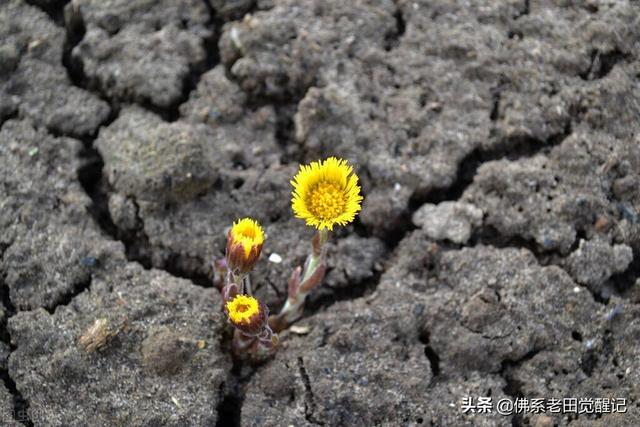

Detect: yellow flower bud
225,218,265,275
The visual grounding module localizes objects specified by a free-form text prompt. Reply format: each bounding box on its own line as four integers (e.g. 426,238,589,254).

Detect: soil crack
499,347,545,427
61,0,221,122
0,365,33,426
44,277,92,314
580,49,629,81
419,331,441,380
24,0,67,26
514,0,530,20
0,251,33,426
303,267,383,317
215,356,259,427
298,356,324,426
384,0,406,51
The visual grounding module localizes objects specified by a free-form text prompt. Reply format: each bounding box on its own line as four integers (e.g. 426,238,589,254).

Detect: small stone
268,253,283,263
289,325,311,335
171,396,183,409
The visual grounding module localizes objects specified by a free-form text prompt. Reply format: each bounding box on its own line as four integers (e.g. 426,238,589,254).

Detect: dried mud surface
1,0,639,426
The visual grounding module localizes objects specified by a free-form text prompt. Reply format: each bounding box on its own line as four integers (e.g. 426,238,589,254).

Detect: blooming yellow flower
225,294,268,336
226,294,260,324
226,218,265,274
291,157,363,230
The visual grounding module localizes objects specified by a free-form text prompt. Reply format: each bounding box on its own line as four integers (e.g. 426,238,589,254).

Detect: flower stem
243,275,252,295
302,229,328,280
269,229,329,332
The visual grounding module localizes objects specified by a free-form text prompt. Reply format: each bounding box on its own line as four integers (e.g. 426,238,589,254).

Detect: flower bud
225,218,265,275
224,294,269,336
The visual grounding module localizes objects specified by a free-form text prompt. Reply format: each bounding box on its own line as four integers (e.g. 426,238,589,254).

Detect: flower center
237,303,249,313
307,181,345,220
239,228,256,239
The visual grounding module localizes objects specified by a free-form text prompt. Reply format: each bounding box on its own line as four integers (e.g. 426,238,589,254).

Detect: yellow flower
225,294,268,336
291,157,363,230
226,218,265,274
229,218,265,258
226,294,260,324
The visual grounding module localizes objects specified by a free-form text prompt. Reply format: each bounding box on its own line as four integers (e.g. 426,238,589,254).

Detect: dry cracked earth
1,0,639,426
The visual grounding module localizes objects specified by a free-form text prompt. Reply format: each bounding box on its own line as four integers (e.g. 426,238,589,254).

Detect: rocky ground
0,0,639,426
